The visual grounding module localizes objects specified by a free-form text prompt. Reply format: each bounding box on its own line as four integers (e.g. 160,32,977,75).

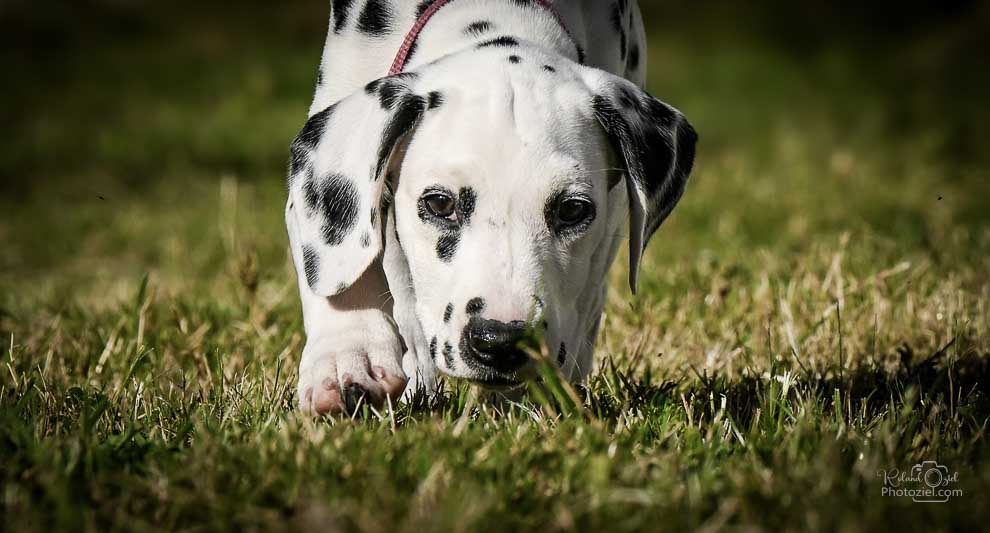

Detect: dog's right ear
580,69,698,294
285,73,427,297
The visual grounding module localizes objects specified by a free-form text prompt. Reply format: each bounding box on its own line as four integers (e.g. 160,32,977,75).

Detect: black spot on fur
295,107,331,151
458,187,477,223
288,158,306,188
477,36,519,48
557,343,567,365
302,245,320,288
466,297,485,316
316,68,325,87
376,93,427,182
626,44,640,71
303,174,360,246
357,0,393,36
508,55,521,64
364,78,383,95
289,105,335,182
301,174,318,209
415,0,432,18
429,337,438,362
405,40,419,64
611,2,624,30
437,233,460,262
360,231,371,248
443,341,455,369
444,303,454,323
428,91,444,109
611,2,627,58
674,120,699,215
373,74,418,110
618,86,640,110
332,0,356,33
370,206,379,227
377,80,405,110
542,65,556,73
464,20,494,36
576,45,586,64
646,97,680,131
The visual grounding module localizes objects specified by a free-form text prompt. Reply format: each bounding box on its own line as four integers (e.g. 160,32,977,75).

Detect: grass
1,1,989,531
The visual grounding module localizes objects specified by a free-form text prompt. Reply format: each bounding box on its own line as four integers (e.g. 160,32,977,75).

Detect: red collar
389,0,574,75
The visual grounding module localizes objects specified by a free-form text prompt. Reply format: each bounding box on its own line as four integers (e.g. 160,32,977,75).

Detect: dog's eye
423,193,456,219
557,199,594,227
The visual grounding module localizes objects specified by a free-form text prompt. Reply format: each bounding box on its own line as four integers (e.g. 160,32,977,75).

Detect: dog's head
287,42,696,386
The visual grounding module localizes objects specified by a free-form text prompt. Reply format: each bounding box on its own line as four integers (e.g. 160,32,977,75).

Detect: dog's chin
454,361,538,390
466,375,526,390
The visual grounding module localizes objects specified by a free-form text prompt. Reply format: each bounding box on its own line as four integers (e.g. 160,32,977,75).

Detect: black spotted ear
582,70,698,294
285,73,428,296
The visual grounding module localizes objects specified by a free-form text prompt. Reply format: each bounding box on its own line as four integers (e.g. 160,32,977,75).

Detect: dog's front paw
297,333,407,416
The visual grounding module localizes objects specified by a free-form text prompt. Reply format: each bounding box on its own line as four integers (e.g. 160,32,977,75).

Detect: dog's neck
400,0,581,72
309,0,585,116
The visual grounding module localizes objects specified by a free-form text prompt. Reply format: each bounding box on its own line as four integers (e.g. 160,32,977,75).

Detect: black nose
463,318,534,373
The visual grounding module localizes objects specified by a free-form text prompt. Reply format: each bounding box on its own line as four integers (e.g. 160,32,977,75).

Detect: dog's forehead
417,44,595,132
403,45,605,188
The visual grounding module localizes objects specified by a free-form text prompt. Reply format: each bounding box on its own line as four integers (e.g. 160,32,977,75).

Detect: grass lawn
1,2,988,531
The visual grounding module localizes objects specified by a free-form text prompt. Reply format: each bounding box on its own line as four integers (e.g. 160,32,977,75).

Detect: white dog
286,0,697,415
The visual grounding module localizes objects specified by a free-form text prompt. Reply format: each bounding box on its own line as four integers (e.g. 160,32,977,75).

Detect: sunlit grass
1,2,988,531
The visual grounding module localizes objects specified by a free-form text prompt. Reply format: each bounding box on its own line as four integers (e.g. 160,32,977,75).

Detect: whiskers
584,166,626,175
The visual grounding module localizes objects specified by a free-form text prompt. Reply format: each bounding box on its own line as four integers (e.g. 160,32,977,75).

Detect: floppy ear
583,71,698,294
285,73,427,296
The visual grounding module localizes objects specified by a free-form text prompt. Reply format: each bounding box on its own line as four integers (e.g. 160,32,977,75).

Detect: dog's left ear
581,70,698,294
286,73,428,297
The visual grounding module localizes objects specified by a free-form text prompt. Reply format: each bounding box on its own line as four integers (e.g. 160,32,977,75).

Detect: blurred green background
2,0,988,299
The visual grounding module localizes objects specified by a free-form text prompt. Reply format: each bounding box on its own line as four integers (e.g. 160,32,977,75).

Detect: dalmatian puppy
287,0,697,415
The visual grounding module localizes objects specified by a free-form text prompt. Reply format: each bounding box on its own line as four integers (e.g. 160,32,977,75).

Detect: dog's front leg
288,204,407,416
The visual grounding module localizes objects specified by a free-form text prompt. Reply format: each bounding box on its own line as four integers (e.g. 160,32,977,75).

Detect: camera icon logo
912,461,948,489
909,461,957,503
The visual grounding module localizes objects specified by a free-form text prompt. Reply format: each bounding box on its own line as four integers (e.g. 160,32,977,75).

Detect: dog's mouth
460,350,540,389
466,373,526,389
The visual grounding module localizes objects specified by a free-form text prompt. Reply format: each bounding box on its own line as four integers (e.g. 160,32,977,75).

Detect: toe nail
343,383,367,411
372,366,386,380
